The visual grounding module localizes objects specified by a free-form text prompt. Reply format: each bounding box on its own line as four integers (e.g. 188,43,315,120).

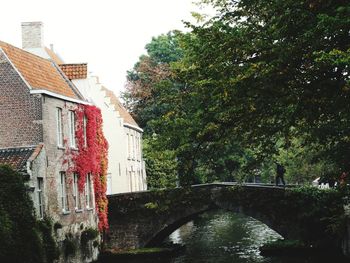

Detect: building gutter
30,90,91,105
124,123,144,133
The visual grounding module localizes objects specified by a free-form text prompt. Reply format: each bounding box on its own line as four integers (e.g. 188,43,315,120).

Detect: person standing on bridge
275,163,286,186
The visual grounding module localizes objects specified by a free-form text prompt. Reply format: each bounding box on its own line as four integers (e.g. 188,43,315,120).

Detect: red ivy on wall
73,105,109,231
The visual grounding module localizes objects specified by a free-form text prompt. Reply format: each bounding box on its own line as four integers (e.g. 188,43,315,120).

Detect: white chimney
21,22,44,49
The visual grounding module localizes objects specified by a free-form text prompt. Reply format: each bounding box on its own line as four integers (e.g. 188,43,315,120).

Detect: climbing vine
73,105,109,231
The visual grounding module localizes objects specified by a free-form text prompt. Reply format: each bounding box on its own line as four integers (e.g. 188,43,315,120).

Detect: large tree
123,31,184,131
123,31,186,186
175,0,350,173
124,0,350,186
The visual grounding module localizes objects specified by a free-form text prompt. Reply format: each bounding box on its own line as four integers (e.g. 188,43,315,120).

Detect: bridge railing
107,182,297,198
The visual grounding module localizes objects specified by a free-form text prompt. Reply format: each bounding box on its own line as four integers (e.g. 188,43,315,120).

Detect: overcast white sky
0,0,202,96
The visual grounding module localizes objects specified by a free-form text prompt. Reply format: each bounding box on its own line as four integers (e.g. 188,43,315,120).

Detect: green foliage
144,202,159,210
0,165,44,263
110,187,213,218
81,228,99,247
123,30,184,130
178,0,350,173
143,137,178,189
93,240,99,248
262,239,305,250
145,31,184,64
124,0,350,186
220,186,346,247
63,238,76,257
53,222,63,231
123,31,186,187
37,218,59,262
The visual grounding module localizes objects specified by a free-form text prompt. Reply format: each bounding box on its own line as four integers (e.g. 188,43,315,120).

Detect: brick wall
0,49,43,148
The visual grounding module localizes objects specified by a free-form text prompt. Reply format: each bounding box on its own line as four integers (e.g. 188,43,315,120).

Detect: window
138,136,142,161
60,172,69,213
68,111,76,148
137,170,141,191
73,173,82,211
83,116,87,147
135,135,139,160
133,170,137,190
85,173,93,209
129,170,133,192
131,134,135,159
56,108,63,146
37,178,44,219
136,135,141,161
106,173,112,195
127,133,131,159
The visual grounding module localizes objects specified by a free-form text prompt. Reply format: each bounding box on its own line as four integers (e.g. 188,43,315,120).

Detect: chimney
21,22,44,49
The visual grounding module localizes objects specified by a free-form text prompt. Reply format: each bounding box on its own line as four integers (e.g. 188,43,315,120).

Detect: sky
0,0,203,96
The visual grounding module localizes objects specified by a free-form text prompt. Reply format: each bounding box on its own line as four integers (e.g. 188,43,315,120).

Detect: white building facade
71,75,147,194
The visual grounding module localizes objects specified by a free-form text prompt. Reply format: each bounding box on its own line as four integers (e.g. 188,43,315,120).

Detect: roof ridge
59,63,88,66
0,145,37,151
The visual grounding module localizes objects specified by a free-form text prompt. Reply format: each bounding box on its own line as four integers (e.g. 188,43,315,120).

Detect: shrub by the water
0,165,57,263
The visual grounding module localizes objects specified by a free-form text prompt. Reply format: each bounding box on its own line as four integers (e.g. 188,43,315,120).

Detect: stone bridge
106,183,344,251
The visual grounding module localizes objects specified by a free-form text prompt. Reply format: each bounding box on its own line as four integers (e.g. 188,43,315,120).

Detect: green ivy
81,227,99,247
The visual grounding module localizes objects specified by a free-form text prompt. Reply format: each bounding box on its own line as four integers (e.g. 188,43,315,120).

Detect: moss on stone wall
108,186,213,220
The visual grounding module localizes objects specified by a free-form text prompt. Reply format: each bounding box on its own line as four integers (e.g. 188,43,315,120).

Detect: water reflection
169,221,195,244
165,210,281,263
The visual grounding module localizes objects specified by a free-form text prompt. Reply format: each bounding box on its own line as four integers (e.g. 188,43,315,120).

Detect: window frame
68,110,76,148
127,133,131,159
73,173,82,211
85,173,93,209
56,108,63,147
131,134,134,159
60,172,70,213
83,115,87,147
37,178,44,219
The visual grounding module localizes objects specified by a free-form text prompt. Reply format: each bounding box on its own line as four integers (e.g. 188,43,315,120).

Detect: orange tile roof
59,63,87,80
101,86,140,128
0,40,79,99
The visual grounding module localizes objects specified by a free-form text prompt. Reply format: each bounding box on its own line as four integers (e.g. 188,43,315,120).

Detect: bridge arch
145,205,285,247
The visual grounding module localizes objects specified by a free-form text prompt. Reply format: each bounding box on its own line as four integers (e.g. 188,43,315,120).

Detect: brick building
20,22,147,194
0,37,100,262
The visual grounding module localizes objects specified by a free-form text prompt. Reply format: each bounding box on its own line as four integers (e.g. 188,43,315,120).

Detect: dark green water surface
107,210,346,263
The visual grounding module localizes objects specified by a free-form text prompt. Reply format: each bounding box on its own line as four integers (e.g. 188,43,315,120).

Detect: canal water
110,210,346,263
